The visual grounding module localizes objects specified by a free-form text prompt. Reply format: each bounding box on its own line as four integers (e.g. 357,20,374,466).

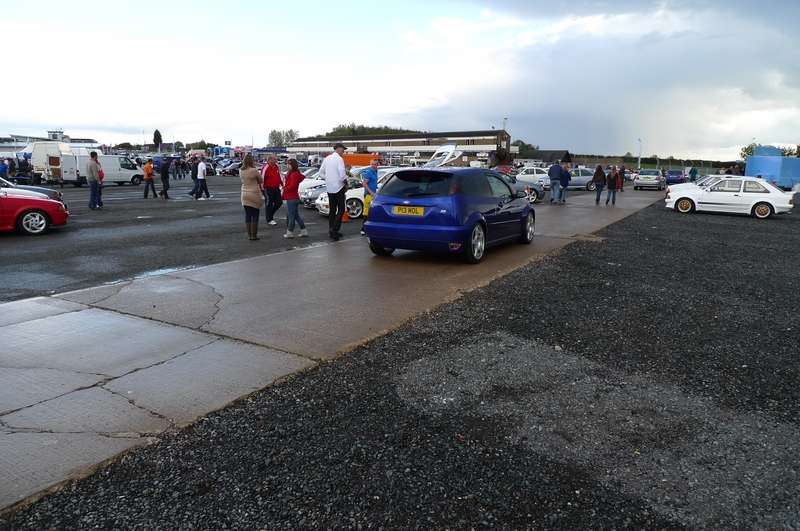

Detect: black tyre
634,186,639,190
17,210,50,235
518,212,535,244
131,175,143,185
369,241,395,257
675,198,695,214
463,223,486,264
586,182,596,192
752,202,773,219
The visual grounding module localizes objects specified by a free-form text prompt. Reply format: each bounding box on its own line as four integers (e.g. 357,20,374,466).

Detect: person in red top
261,156,283,226
282,158,307,238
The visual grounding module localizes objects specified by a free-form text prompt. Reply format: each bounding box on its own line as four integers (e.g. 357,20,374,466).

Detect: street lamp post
637,138,642,169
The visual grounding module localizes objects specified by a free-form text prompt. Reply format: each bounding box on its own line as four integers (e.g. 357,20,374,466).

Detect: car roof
395,167,486,176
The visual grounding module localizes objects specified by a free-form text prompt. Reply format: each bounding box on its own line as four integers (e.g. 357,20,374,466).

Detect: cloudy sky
3,0,798,160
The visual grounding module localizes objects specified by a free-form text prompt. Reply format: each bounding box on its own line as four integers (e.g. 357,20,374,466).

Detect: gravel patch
2,205,798,530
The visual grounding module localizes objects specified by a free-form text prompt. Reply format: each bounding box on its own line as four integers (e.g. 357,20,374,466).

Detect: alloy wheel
346,198,363,218
471,224,485,261
21,211,48,234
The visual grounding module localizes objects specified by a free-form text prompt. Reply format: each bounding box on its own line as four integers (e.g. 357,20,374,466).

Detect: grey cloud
384,2,800,158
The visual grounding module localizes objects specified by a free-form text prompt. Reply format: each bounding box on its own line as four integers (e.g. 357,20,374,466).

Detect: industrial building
288,130,516,163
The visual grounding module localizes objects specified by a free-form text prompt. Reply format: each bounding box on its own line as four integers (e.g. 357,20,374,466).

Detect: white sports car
316,168,400,218
665,175,794,219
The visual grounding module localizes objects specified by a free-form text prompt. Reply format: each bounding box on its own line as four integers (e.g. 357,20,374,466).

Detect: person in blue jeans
86,151,102,210
559,162,571,203
606,166,619,205
592,165,606,205
547,162,561,203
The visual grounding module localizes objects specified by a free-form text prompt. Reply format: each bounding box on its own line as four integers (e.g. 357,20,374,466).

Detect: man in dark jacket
159,159,171,199
188,158,199,196
547,162,562,204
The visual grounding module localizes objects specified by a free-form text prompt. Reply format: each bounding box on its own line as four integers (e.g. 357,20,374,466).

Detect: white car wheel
18,210,49,235
346,198,364,218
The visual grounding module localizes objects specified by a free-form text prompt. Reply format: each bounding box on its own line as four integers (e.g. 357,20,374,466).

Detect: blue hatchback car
364,167,535,263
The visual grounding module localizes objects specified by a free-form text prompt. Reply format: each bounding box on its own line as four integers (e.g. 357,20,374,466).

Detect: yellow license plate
392,206,424,216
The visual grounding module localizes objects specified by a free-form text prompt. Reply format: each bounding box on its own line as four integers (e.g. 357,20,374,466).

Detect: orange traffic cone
341,210,350,223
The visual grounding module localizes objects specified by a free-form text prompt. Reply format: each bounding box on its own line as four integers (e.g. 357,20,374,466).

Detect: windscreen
379,171,455,198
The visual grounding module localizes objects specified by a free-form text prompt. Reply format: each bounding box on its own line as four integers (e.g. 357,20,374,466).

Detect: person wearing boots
239,154,263,240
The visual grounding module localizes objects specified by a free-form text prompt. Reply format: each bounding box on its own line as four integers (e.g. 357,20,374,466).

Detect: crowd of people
547,161,626,206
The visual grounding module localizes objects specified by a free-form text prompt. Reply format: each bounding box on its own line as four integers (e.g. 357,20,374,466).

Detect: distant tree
186,140,208,150
741,142,796,159
623,151,633,157
322,123,423,137
740,142,758,160
153,129,163,151
268,129,300,147
511,139,540,158
114,142,134,150
268,130,282,146
175,141,184,150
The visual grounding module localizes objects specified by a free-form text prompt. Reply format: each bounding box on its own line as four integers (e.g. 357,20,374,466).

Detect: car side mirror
515,190,528,199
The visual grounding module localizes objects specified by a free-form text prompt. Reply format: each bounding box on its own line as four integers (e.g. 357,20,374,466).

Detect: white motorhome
73,149,143,186
30,142,78,184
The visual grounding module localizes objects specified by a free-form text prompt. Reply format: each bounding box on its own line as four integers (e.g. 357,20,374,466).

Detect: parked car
0,188,69,235
513,167,547,201
666,175,794,219
0,176,67,208
633,169,666,190
219,162,242,176
308,167,399,212
667,175,720,193
569,167,597,191
517,166,549,188
665,169,686,185
364,167,534,264
315,177,367,218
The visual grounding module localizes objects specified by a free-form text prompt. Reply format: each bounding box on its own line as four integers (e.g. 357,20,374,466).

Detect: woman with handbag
240,154,263,240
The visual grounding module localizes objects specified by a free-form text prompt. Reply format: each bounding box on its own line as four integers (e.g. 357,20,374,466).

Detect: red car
0,189,69,235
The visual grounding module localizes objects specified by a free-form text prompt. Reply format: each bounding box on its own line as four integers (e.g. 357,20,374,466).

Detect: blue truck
745,146,800,191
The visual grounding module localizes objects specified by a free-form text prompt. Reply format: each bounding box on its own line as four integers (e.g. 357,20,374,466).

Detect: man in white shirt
195,157,211,200
318,143,348,240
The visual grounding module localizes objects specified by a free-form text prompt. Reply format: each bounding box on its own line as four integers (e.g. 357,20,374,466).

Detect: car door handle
734,194,740,196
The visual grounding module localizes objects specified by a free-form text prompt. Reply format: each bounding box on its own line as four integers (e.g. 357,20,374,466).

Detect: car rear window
668,170,683,175
379,171,455,198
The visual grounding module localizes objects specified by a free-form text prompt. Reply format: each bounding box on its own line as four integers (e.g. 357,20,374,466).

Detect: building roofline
294,129,509,143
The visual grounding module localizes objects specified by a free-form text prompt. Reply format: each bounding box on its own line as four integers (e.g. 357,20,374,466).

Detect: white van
74,150,143,186
30,142,78,184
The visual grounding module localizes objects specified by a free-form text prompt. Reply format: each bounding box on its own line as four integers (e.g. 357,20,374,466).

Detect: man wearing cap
318,142,348,240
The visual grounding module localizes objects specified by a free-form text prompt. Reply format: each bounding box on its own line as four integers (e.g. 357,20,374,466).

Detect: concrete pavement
0,190,662,512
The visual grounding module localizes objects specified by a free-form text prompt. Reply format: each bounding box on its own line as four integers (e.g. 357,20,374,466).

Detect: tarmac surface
0,176,358,303
0,188,661,516
3,201,797,529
